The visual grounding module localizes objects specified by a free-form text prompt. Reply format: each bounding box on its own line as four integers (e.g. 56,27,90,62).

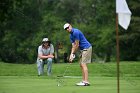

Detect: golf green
0,76,139,93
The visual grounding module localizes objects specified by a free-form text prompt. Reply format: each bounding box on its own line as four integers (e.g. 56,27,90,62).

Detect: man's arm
69,40,79,62
71,40,79,54
48,44,54,58
38,45,54,59
38,54,54,59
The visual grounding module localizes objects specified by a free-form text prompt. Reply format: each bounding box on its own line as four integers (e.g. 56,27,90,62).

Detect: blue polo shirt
70,28,91,50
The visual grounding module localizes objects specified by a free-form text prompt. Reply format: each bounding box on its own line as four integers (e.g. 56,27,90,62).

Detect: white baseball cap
63,23,70,30
42,38,49,42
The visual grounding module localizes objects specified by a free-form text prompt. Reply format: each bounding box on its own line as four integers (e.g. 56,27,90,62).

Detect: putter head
57,63,71,78
57,75,63,77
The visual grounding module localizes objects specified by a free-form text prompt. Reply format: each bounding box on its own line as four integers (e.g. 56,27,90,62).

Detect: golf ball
57,84,60,86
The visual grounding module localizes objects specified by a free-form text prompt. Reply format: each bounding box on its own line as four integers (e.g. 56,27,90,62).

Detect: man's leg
80,47,92,83
80,63,88,82
76,63,89,86
37,59,44,76
76,47,92,86
47,58,53,76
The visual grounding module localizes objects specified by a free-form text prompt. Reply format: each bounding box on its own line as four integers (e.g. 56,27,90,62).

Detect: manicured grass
0,61,140,93
0,76,140,93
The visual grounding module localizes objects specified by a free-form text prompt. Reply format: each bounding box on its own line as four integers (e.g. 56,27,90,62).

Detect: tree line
0,0,140,63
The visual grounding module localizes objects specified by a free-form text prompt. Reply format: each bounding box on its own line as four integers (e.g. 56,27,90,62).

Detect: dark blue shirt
70,28,91,50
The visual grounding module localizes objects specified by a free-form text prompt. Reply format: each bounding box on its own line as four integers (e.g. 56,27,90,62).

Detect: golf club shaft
62,63,71,76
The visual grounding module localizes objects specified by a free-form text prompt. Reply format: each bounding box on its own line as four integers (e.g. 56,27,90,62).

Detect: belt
83,49,87,51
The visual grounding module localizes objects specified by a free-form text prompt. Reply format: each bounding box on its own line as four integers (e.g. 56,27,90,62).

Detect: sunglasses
65,26,69,30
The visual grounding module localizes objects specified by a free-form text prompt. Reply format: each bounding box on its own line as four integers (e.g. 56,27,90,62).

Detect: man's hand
69,53,75,62
47,55,54,58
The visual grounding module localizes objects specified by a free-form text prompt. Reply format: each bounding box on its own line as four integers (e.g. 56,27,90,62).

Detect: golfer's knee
80,64,88,70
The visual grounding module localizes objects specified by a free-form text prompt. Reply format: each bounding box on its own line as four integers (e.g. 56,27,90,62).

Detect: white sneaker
76,81,90,86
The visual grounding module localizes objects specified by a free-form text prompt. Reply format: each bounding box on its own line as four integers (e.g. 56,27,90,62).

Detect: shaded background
0,0,140,63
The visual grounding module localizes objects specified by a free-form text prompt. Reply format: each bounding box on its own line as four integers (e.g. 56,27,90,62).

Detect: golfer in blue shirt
64,23,92,86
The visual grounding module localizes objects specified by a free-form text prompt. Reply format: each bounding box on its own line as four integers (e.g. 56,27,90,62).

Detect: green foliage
0,0,41,63
94,25,116,62
119,0,140,61
0,0,140,63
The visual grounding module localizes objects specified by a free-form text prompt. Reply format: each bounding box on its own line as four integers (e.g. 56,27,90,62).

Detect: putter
57,54,75,77
56,63,71,87
57,63,71,77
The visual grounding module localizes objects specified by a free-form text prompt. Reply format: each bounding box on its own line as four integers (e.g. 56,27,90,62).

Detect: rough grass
0,61,140,77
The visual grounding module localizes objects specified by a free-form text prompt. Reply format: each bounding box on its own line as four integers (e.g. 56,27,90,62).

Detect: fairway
0,62,140,93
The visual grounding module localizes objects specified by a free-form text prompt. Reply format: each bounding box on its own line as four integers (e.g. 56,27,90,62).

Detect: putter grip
72,54,75,58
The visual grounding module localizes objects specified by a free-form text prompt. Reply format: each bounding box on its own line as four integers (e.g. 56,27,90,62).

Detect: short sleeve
38,46,43,55
70,35,74,43
73,30,80,40
50,44,54,54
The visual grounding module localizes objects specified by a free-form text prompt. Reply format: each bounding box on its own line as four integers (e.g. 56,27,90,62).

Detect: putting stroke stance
36,38,54,76
63,23,92,86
